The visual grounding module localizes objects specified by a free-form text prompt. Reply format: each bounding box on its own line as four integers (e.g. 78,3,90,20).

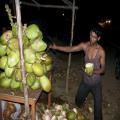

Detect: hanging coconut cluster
0,5,52,92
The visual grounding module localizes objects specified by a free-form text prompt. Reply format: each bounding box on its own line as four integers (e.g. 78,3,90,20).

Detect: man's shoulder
98,45,105,55
78,41,89,50
98,45,105,51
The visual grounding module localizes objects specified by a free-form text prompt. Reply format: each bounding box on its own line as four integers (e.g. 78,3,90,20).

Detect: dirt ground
47,46,120,120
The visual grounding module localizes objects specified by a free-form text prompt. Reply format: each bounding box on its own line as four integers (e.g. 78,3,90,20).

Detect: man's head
89,25,102,44
90,26,102,37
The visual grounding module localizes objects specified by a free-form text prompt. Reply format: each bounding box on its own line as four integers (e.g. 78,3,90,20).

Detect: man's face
90,31,100,44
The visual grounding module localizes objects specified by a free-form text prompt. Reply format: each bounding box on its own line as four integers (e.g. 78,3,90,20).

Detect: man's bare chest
87,47,99,60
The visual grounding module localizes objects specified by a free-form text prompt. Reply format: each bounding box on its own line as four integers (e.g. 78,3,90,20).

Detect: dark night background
0,2,120,119
0,0,120,47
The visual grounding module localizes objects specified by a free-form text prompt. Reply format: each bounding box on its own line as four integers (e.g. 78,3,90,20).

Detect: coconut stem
5,4,14,27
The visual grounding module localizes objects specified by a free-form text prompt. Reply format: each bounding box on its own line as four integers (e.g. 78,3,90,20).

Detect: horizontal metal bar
21,1,79,10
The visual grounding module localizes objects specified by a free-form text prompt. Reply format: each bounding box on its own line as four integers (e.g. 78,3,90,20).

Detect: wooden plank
0,88,42,101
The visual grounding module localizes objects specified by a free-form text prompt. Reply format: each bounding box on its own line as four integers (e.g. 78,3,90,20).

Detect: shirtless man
50,26,105,120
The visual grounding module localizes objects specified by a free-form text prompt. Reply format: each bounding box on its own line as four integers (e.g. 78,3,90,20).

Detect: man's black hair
90,25,103,37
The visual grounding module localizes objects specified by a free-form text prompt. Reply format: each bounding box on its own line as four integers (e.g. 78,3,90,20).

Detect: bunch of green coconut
0,5,52,92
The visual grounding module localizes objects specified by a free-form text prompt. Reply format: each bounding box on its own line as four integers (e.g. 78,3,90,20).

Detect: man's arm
49,42,86,52
94,48,106,75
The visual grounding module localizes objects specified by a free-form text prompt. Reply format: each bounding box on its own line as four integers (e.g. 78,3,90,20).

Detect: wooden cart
0,88,51,120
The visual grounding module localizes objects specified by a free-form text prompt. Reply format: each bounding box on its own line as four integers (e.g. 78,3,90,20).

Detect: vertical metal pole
15,0,30,119
66,0,76,94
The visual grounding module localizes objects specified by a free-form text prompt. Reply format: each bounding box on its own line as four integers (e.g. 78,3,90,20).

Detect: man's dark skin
50,31,105,75
50,27,106,120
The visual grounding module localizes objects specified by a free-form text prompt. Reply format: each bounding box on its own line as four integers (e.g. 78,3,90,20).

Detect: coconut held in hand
85,63,94,75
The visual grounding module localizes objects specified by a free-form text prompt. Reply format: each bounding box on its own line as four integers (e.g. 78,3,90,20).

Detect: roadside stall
0,1,53,119
0,0,88,120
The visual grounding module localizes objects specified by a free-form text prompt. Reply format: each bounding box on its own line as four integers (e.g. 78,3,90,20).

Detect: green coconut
26,73,35,86
42,53,53,65
85,63,94,75
31,39,47,52
0,56,7,69
6,47,11,55
8,38,19,50
7,50,20,67
31,79,40,90
39,75,51,92
35,51,45,59
25,62,33,73
0,77,12,88
0,72,6,79
38,31,43,39
25,24,43,40
0,44,7,56
46,64,53,72
5,64,14,77
43,64,47,74
10,79,20,89
15,61,20,68
23,35,30,48
66,111,77,120
13,69,22,81
24,48,36,64
0,30,13,45
32,63,44,76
